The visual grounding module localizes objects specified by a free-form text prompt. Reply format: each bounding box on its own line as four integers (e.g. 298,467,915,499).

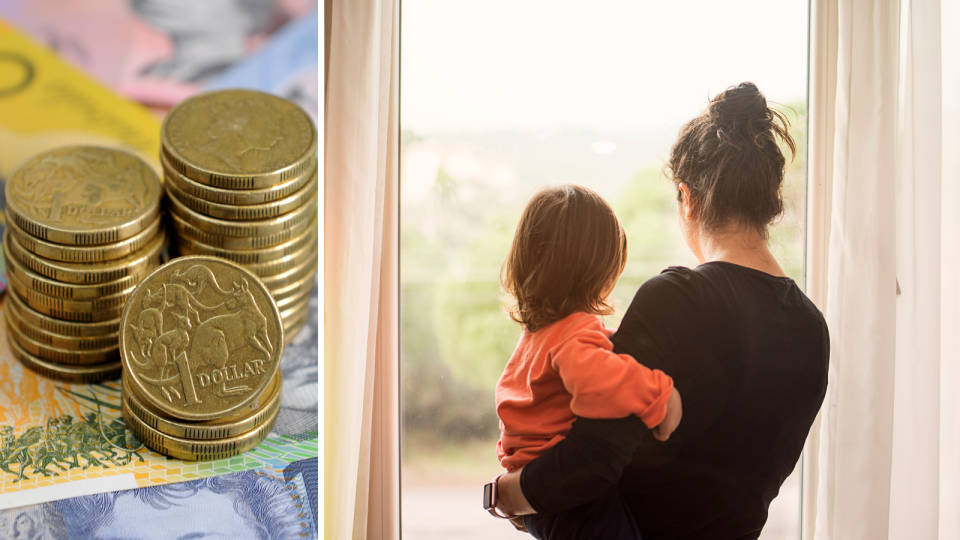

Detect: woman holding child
488,82,829,539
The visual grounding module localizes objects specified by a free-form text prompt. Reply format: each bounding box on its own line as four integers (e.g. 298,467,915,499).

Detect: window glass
400,2,808,538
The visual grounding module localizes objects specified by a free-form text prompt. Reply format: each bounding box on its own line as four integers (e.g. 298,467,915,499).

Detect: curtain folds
323,0,399,537
814,0,899,537
801,0,837,533
888,0,942,535
939,3,960,537
808,0,956,538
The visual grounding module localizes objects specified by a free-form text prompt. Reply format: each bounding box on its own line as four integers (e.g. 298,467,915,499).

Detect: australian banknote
0,282,319,509
0,0,317,108
0,457,318,539
0,20,164,291
206,8,319,122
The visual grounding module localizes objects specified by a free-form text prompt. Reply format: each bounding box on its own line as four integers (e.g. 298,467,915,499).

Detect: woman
494,82,829,540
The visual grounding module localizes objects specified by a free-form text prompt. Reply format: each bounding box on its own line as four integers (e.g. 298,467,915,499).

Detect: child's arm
550,316,674,429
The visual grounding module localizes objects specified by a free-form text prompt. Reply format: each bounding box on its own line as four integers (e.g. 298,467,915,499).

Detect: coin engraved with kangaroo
121,257,283,420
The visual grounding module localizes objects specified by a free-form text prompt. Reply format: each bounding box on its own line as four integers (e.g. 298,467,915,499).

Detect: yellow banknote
0,19,163,290
0,19,161,173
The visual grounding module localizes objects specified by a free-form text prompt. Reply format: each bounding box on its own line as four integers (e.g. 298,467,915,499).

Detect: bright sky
402,0,808,133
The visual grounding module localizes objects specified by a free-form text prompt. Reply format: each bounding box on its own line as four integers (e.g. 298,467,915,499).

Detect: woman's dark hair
665,82,796,237
501,185,627,332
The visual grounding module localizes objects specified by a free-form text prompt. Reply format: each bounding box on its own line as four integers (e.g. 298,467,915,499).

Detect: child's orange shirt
495,312,673,471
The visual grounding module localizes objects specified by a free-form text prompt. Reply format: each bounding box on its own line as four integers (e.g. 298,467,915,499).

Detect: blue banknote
0,457,318,540
274,280,319,441
205,8,319,122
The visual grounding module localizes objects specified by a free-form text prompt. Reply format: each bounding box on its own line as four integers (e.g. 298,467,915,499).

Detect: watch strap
483,473,514,519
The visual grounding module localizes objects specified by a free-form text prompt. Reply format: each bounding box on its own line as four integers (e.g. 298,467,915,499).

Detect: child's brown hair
501,185,627,332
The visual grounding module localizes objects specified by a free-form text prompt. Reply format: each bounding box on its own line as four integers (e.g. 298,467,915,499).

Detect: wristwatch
482,473,513,519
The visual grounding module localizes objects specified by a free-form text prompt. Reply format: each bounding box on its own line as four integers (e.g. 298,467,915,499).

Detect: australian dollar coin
161,89,317,189
120,256,283,421
5,146,161,245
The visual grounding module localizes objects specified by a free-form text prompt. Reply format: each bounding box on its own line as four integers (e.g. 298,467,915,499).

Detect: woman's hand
652,388,682,441
496,467,536,516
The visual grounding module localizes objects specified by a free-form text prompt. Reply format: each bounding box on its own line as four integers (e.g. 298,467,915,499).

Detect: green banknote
0,284,319,509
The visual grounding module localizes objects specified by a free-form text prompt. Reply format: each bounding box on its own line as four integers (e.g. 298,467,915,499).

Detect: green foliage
606,166,695,324
400,161,520,441
401,245,502,440
614,166,687,257
768,99,807,284
433,215,520,391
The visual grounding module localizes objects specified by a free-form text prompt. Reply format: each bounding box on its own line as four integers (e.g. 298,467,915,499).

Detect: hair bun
708,82,771,140
666,82,796,237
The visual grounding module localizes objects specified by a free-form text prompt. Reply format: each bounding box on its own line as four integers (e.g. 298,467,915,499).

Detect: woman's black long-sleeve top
519,263,830,540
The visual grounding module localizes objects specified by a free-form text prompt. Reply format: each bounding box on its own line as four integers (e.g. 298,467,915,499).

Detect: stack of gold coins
160,89,318,346
3,146,164,383
119,256,283,460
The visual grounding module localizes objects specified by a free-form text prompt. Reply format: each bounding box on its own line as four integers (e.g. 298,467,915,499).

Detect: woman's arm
495,468,533,516
496,416,649,515
519,416,647,514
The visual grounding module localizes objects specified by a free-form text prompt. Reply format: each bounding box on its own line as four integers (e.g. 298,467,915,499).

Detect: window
400,1,809,537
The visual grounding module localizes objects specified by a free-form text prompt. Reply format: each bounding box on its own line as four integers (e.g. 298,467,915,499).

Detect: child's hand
652,388,682,442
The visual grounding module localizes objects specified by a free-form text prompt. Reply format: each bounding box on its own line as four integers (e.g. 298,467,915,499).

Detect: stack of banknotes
163,89,319,343
0,7,319,537
2,146,165,383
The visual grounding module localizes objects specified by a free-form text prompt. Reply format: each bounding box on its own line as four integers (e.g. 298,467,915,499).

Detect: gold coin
5,289,122,337
120,256,283,421
168,208,314,250
8,213,163,263
5,237,142,302
122,398,278,461
282,307,310,346
7,271,128,321
270,264,317,301
172,217,317,265
161,89,317,189
5,146,162,245
162,152,316,205
273,274,315,311
5,303,118,364
243,237,318,278
259,250,319,290
165,167,317,220
283,320,305,345
278,286,311,323
167,186,317,238
8,334,121,383
6,228,164,285
5,295,119,349
123,371,281,440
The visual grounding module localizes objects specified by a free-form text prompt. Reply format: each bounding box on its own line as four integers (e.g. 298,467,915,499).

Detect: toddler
491,185,682,540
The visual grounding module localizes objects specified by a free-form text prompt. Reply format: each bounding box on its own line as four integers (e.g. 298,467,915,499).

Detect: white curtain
889,0,941,536
938,2,960,536
807,0,960,538
323,0,400,537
